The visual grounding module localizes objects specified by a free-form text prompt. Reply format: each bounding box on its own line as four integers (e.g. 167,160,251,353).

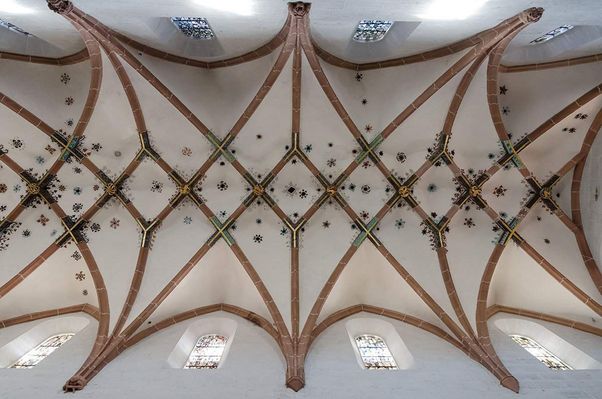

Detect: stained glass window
184,334,227,369
354,334,398,369
510,335,572,370
171,17,215,40
10,333,74,369
0,19,31,36
530,25,574,44
353,20,393,43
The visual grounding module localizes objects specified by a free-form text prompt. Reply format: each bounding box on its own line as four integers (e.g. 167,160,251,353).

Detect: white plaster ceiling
0,2,601,391
0,19,600,327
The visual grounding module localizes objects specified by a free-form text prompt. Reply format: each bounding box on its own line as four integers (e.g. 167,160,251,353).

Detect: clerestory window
184,334,228,369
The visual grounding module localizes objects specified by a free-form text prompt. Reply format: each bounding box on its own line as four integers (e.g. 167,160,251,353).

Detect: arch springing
510,335,572,370
354,334,398,370
184,334,228,369
10,333,75,369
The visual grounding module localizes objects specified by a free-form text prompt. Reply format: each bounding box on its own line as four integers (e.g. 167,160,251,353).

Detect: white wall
582,128,602,275
0,314,97,398
0,312,600,399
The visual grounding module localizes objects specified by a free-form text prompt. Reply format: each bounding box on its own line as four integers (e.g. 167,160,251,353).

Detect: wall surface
0,313,601,399
582,130,602,277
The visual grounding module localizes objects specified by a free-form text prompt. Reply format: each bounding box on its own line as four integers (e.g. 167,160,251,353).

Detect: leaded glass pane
353,20,393,42
184,334,227,369
355,334,398,369
171,17,215,40
510,335,572,370
0,19,31,36
530,25,573,44
10,333,74,369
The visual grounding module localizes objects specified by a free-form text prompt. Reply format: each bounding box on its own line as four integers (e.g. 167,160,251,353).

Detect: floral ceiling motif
0,0,601,395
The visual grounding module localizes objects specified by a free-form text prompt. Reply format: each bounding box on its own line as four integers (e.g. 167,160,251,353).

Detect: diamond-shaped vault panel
268,157,322,221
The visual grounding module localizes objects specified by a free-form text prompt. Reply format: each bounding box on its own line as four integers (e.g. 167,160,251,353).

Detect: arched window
10,333,74,369
510,335,572,370
171,17,214,40
354,334,398,370
184,334,228,369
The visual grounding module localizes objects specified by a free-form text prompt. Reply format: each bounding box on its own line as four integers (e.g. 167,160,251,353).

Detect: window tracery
353,20,393,42
184,334,228,369
510,335,572,370
10,333,74,369
0,19,31,36
530,25,573,44
171,17,214,40
354,334,398,369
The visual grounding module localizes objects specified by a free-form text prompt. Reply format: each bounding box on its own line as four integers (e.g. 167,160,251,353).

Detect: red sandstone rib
486,305,602,336
108,15,291,69
500,53,602,73
0,48,88,65
0,304,100,329
310,13,526,71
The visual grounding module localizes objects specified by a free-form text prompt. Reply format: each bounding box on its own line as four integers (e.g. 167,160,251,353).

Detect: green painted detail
206,131,235,162
497,217,519,245
366,217,378,231
502,140,523,168
209,216,222,228
511,156,523,168
222,149,235,163
209,216,236,246
352,230,367,247
508,218,518,230
369,133,384,149
67,137,79,150
205,131,221,147
223,230,236,246
354,149,370,164
352,217,379,247
59,137,79,161
355,134,384,164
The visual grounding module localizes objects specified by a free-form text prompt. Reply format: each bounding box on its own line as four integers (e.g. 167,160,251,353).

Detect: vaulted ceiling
3,0,602,63
0,0,601,394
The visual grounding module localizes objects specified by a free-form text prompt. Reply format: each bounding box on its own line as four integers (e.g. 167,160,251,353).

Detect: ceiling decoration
0,0,601,394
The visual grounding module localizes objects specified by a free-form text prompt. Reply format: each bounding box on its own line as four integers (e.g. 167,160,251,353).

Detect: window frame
529,25,574,44
183,334,228,369
352,20,394,43
510,334,573,370
354,334,399,370
0,19,32,36
10,333,74,369
171,17,215,40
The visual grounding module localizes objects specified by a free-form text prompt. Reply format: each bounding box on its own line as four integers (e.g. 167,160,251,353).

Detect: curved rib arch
3,2,601,396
